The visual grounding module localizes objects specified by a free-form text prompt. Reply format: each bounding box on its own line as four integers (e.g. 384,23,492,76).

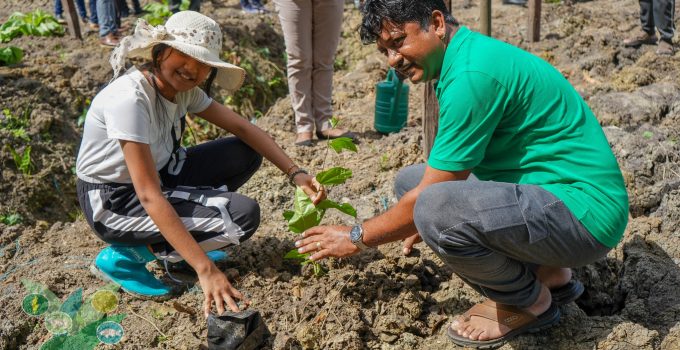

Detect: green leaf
0,46,23,65
283,249,309,260
328,137,357,154
60,288,83,319
317,200,357,218
642,131,653,139
282,210,294,221
286,187,324,233
315,167,352,185
330,117,339,128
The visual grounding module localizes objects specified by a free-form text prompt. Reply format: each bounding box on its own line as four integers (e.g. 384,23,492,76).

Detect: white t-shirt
76,67,213,184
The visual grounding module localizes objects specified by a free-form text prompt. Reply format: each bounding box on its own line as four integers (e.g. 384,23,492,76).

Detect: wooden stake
528,0,542,42
61,0,82,40
480,0,492,36
421,0,455,158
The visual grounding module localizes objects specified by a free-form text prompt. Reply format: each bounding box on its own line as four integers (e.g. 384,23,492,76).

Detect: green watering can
374,68,409,134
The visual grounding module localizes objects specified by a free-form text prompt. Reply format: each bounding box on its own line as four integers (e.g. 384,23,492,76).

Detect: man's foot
100,33,120,47
242,4,264,14
657,40,675,56
316,128,356,141
55,14,66,24
449,284,554,346
295,131,314,146
88,22,99,31
623,30,658,47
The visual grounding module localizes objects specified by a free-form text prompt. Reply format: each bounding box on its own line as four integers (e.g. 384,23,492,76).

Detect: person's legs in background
54,0,66,23
88,0,99,29
311,0,352,140
96,0,119,46
624,0,660,47
653,0,675,55
274,0,315,146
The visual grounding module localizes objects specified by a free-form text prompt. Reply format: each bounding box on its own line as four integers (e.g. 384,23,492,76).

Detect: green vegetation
0,213,23,225
223,47,287,119
0,46,23,65
142,0,189,26
0,10,64,43
283,118,358,276
7,144,34,175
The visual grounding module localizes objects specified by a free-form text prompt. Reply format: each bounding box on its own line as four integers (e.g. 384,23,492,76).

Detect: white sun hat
110,11,245,92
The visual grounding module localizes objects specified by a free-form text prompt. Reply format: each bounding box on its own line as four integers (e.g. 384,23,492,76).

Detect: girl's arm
196,101,325,203
120,139,246,316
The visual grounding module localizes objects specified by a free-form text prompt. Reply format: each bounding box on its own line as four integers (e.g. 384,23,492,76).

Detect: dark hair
149,43,217,98
360,0,458,44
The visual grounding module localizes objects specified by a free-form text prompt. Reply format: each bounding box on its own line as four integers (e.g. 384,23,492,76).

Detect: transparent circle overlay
91,290,119,313
21,293,49,316
96,321,124,344
44,311,72,335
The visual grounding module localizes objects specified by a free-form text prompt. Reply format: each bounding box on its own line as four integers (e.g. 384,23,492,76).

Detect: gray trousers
640,0,675,41
395,164,610,308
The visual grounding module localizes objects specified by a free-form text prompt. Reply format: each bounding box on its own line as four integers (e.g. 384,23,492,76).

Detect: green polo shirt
428,26,628,248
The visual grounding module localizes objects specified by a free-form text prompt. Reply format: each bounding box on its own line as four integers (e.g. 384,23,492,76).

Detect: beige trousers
274,0,344,133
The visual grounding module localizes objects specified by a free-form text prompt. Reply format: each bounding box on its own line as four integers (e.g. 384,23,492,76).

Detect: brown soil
2,0,680,349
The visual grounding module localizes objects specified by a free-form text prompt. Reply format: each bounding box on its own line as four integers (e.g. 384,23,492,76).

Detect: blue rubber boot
163,250,229,273
91,245,173,300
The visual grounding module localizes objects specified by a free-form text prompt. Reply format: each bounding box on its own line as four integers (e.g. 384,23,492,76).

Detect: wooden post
422,0,454,158
480,0,492,36
528,0,542,42
61,0,82,40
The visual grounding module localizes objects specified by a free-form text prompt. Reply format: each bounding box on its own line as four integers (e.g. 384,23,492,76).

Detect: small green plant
283,118,358,276
379,153,390,171
77,99,91,128
223,46,287,118
0,10,65,43
642,131,654,139
142,0,189,26
7,144,34,175
0,213,22,225
0,46,22,65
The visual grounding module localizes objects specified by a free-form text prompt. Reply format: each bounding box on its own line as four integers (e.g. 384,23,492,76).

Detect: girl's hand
294,173,326,205
197,263,250,317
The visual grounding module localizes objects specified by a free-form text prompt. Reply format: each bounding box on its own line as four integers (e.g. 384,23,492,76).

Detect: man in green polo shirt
293,0,628,347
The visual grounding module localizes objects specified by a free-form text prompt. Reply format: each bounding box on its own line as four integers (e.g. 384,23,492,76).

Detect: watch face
349,226,361,242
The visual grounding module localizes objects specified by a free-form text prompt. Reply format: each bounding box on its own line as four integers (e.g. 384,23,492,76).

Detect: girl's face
156,47,212,98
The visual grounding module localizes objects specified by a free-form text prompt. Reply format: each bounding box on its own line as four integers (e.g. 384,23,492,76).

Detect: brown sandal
446,300,560,349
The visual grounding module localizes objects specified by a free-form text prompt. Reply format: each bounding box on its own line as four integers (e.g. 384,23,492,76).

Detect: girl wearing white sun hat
76,11,326,317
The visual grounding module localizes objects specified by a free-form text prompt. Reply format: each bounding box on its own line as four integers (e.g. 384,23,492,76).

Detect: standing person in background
117,0,145,17
623,0,675,55
240,0,267,14
169,0,201,13
97,0,119,46
88,0,99,30
54,0,89,23
274,0,355,146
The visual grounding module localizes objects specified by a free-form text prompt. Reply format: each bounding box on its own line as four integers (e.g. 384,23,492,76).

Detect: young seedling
283,118,357,276
7,144,34,176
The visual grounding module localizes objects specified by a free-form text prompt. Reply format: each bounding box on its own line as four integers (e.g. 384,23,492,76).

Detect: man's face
376,17,446,84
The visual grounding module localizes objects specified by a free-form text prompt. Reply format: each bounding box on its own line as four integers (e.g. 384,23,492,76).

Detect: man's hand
402,232,422,255
295,225,360,261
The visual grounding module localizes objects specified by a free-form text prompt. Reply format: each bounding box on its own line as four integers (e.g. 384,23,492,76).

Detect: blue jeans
55,0,88,19
169,0,201,13
96,0,117,36
395,164,610,308
89,0,98,24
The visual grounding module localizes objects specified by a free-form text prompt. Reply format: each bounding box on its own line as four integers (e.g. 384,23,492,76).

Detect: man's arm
296,165,470,261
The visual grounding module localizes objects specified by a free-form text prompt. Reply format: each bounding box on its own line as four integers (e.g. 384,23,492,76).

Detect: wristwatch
349,225,370,250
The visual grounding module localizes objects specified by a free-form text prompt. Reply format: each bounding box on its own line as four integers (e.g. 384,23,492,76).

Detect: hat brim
128,41,245,92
